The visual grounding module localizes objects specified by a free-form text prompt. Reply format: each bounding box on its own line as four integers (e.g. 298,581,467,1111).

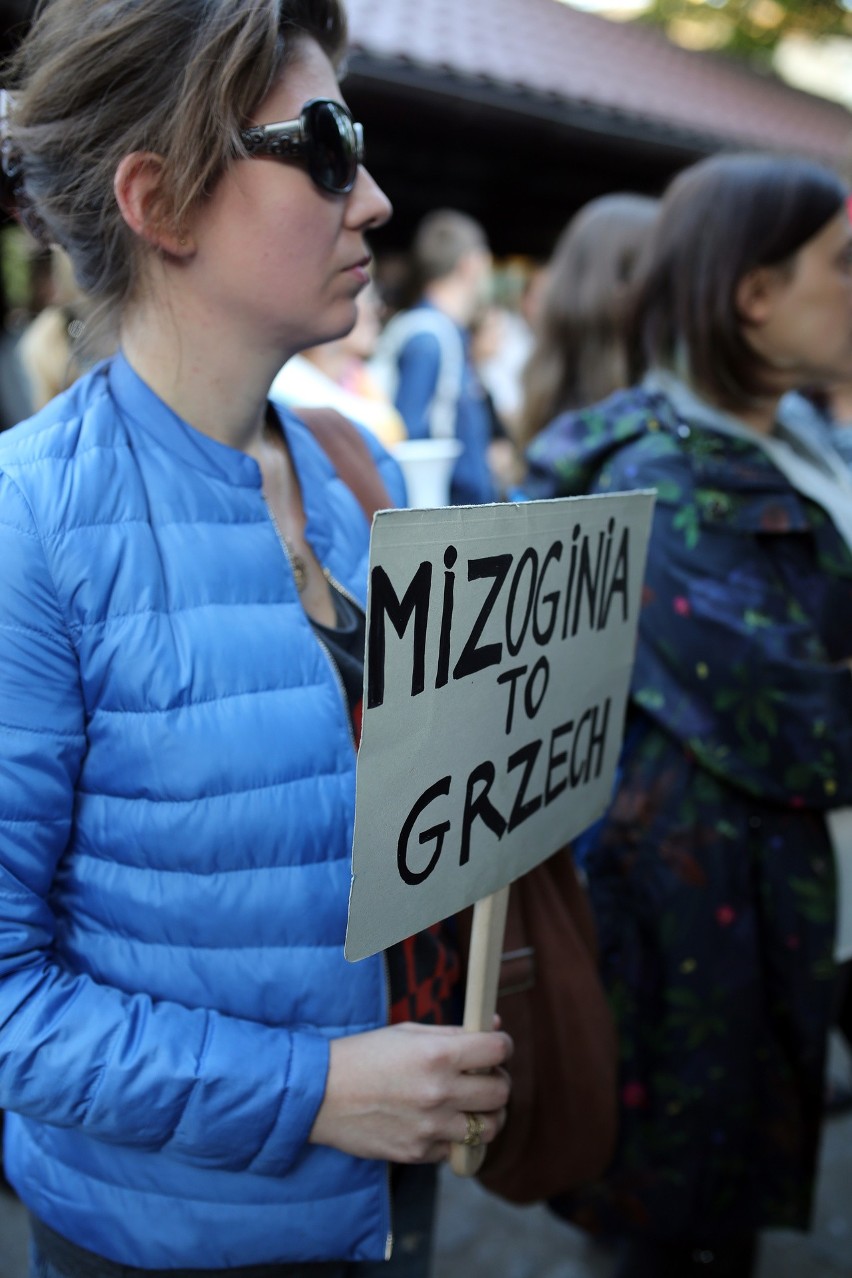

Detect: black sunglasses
240,97,364,196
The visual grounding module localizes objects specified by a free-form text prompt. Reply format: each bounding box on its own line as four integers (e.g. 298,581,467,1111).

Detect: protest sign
345,492,654,962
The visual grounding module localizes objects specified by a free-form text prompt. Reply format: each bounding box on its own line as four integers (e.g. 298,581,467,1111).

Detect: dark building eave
343,55,722,258
345,52,731,164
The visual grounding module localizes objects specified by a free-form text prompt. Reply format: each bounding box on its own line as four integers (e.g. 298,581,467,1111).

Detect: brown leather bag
295,406,394,517
458,849,618,1205
294,406,618,1205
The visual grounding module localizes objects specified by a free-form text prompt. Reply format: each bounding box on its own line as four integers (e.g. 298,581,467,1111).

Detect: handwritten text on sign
345,493,654,961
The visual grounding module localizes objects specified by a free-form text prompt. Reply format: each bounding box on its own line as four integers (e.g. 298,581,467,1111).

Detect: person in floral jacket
524,154,852,1278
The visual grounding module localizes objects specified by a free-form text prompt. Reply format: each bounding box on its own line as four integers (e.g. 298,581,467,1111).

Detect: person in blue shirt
375,209,498,504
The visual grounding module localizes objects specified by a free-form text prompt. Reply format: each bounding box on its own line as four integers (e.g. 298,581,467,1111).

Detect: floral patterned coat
524,386,852,1243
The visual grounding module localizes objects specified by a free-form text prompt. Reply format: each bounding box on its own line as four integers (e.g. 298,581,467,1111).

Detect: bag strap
296,406,394,521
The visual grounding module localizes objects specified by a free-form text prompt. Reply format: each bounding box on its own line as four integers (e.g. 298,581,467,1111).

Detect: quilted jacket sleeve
0,470,329,1175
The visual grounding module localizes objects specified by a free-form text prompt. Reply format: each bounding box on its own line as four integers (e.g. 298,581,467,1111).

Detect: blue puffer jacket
0,354,405,1268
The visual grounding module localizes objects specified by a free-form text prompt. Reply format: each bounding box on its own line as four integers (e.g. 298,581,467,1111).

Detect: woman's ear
735,265,778,328
113,152,194,257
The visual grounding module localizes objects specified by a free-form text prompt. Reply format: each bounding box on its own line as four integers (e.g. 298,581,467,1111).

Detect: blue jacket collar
107,352,368,602
108,352,262,489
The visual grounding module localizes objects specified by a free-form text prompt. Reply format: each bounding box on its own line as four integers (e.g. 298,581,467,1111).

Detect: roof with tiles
344,0,852,162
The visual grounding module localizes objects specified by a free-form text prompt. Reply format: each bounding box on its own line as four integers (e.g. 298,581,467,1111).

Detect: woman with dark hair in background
0,1,511,1274
519,192,658,446
525,154,852,1277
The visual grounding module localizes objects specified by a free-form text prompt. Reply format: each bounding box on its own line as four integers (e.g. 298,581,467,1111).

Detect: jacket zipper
265,501,301,593
313,603,395,1258
319,569,394,1258
321,569,395,1257
381,951,393,1260
322,565,362,613
313,628,358,755
266,499,394,1256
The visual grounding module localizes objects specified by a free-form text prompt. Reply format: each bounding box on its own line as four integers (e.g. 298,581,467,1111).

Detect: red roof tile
345,0,852,161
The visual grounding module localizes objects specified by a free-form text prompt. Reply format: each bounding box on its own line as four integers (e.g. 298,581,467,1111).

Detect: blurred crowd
0,198,659,496
7,186,849,504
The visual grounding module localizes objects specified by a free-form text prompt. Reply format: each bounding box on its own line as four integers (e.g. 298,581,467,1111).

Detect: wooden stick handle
449,885,510,1178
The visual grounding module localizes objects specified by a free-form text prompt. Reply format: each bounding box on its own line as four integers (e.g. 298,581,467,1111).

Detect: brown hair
3,0,347,321
629,151,848,408
519,193,658,444
412,208,489,286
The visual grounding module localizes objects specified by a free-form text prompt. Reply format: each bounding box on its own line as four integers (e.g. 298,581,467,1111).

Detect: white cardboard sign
345,493,655,962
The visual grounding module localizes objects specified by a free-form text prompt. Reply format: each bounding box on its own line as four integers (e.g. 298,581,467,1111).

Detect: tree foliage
638,0,852,60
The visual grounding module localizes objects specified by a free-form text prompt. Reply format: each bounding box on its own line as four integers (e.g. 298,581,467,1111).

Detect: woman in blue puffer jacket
0,2,511,1274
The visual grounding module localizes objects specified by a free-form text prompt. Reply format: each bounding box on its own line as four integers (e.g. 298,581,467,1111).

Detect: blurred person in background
783,377,852,471
473,263,537,440
468,302,523,497
782,368,852,1118
813,380,852,465
519,192,659,865
271,280,406,446
519,192,659,447
17,244,86,409
372,208,500,504
524,153,852,1278
0,237,30,429
0,0,512,1273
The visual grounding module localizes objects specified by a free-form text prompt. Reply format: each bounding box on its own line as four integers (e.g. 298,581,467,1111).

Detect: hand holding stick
449,885,510,1177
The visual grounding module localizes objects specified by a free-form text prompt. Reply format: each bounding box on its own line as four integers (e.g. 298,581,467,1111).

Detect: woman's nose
348,165,393,231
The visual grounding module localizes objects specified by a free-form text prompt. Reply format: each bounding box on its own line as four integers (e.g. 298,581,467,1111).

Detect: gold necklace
261,411,308,592
286,546,308,593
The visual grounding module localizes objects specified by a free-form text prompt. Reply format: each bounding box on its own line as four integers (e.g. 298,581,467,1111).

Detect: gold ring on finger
463,1112,486,1147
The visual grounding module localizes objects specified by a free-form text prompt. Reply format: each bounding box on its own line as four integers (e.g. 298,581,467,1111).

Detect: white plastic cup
391,438,463,509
